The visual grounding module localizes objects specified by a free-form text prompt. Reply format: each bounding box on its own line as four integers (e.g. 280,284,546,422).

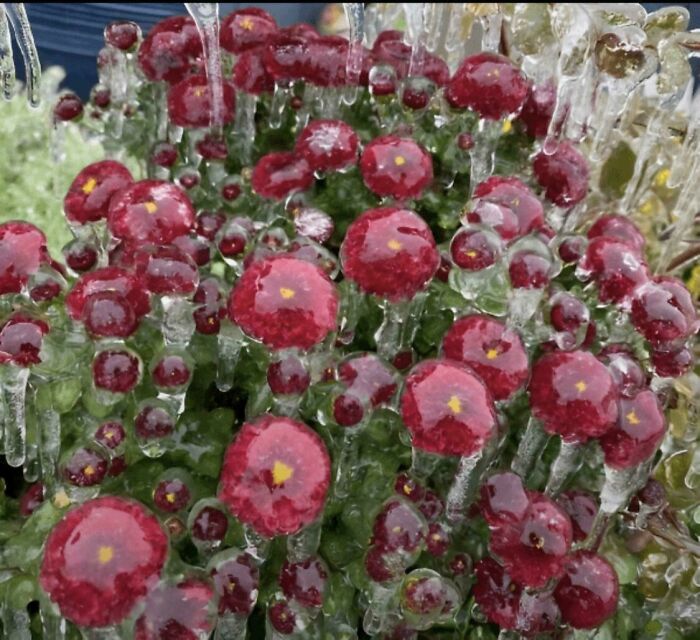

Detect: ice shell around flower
218,415,331,537
229,255,338,350
39,496,168,628
0,221,47,295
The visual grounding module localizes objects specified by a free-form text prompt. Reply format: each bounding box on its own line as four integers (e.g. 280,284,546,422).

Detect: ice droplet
544,439,581,496
216,322,244,392
215,614,248,640
342,3,364,105
511,416,549,478
446,450,485,523
4,3,40,107
2,366,30,468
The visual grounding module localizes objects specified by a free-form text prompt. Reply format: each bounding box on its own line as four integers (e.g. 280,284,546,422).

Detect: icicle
333,426,362,500
287,518,322,563
269,82,291,129
511,417,549,478
374,292,426,360
215,615,248,640
0,8,15,100
5,4,40,107
216,322,245,392
544,439,581,496
2,605,31,640
40,606,66,640
243,525,270,562
444,4,470,72
2,366,30,468
446,450,484,523
38,407,61,486
160,295,195,348
403,3,427,79
22,415,38,482
234,92,257,164
425,3,445,53
185,3,224,133
469,119,502,192
342,3,364,105
480,12,503,53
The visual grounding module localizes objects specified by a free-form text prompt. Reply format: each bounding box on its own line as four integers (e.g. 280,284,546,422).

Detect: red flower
304,36,349,87
442,315,529,401
135,579,214,640
533,142,589,207
133,245,199,296
211,551,259,615
651,344,693,378
359,136,433,200
446,53,529,119
472,558,521,629
105,20,141,51
508,251,552,289
372,497,428,553
400,359,497,457
63,448,109,487
480,471,530,527
450,227,501,270
337,353,398,407
233,47,274,94
529,350,618,442
279,557,328,608
0,221,47,295
587,214,645,256
519,82,555,138
167,75,236,128
63,161,133,225
372,34,449,86
0,314,49,366
108,180,195,245
229,255,338,350
93,349,141,394
40,496,167,627
341,206,439,301
83,292,138,339
218,415,331,537
221,8,278,54
138,16,202,84
267,354,310,396
66,266,150,320
557,490,598,542
295,119,359,172
19,482,45,516
263,35,310,83
251,152,314,200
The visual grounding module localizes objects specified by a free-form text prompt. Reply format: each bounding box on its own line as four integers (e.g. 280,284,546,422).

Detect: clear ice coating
2,366,30,468
1,3,40,105
342,3,364,105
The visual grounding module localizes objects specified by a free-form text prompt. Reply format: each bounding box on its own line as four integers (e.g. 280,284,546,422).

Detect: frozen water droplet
511,417,549,478
269,82,291,129
160,295,196,348
216,322,244,392
2,366,30,468
446,450,485,523
544,439,581,496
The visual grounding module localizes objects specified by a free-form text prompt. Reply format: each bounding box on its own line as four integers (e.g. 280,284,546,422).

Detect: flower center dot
227,580,237,592
165,492,176,504
272,460,294,486
626,410,640,425
394,155,406,166
465,250,478,258
279,287,295,299
193,87,206,98
240,17,254,30
485,348,499,360
575,380,587,393
387,239,402,251
392,526,402,533
82,177,98,194
98,545,114,564
529,532,544,549
83,465,95,476
447,395,462,414
144,201,158,214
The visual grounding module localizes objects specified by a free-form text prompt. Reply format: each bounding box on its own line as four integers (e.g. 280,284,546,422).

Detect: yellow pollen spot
144,201,158,214
387,239,402,251
432,533,442,541
465,250,478,258
279,287,295,299
627,411,640,425
193,87,206,98
240,17,254,30
227,580,237,592
575,380,587,393
165,492,176,504
53,490,71,508
447,395,462,414
98,545,114,565
392,526,402,533
639,199,654,216
82,177,98,194
501,119,512,134
394,155,406,166
485,348,499,361
403,484,413,496
512,197,520,207
654,168,670,188
272,460,294,486
84,465,95,476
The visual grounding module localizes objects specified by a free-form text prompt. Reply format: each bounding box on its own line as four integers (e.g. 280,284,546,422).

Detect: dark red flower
93,349,141,394
138,16,202,84
267,354,310,396
341,206,438,301
304,36,349,87
229,255,338,350
152,354,191,390
473,558,521,629
151,142,179,168
480,471,530,527
359,136,433,200
218,415,331,537
599,346,646,398
153,478,191,512
0,221,47,295
509,250,552,289
251,152,314,200
400,570,460,622
446,53,529,119
63,448,108,487
54,93,83,121
268,599,296,635
83,291,138,338
66,267,150,320
365,544,402,583
191,505,228,542
135,405,175,440
529,350,618,442
394,473,425,503
0,314,49,366
63,240,98,273
40,496,167,627
400,359,497,457
426,523,450,556
105,20,141,51
64,161,133,225
651,344,693,378
221,8,278,54
519,82,555,138
443,315,529,401
19,482,44,516
279,556,328,608
372,497,428,553
263,36,310,83
108,180,195,245
95,421,126,450
587,214,645,256
135,579,214,640
133,245,199,296
558,235,586,263
450,227,501,270
372,35,449,86
167,75,236,128
233,47,274,94
295,119,359,172
554,551,619,629
533,142,589,207
212,552,259,615
557,490,598,542
337,353,398,407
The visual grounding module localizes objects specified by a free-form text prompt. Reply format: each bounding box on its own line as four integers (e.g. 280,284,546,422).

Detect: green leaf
600,141,636,199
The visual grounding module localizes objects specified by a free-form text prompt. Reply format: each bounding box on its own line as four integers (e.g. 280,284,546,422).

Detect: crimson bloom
533,142,589,207
0,314,49,366
0,221,47,295
167,75,236,128
138,16,202,84
63,161,133,225
40,496,167,628
211,551,259,616
218,415,331,537
295,119,359,172
229,255,338,350
221,8,277,54
251,152,314,200
233,47,275,94
360,136,433,200
587,214,645,256
340,206,439,301
133,245,199,296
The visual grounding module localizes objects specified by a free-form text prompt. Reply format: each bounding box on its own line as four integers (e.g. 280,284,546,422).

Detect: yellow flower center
387,239,402,251
240,17,254,31
465,250,478,258
144,201,158,214
227,580,237,592
575,380,587,393
654,168,670,188
392,526,402,533
447,395,462,414
501,119,512,134
193,87,206,98
403,484,413,496
626,410,640,425
98,545,114,565
165,492,176,504
83,465,95,476
272,460,294,486
279,287,295,299
485,348,499,361
82,177,98,194
394,155,406,166
53,490,71,508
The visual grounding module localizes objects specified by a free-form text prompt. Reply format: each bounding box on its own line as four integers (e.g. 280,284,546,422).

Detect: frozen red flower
631,276,697,345
480,471,530,527
450,227,501,270
66,267,150,320
529,350,619,442
133,245,199,295
63,161,133,225
0,221,47,295
490,492,573,588
212,552,259,615
153,478,191,512
167,75,236,128
191,505,228,542
394,473,425,503
554,551,619,629
425,523,450,556
473,558,521,629
651,344,693,378
54,92,83,121
359,136,433,200
599,389,666,469
341,206,438,301
599,346,646,398
558,235,586,263
63,447,108,487
95,421,126,450
263,36,310,83
557,490,598,542
519,81,555,137
152,354,192,390
138,16,202,84
372,497,428,553
533,142,589,207
233,47,275,94
338,352,398,407
251,152,314,200
63,239,98,273
279,557,328,608
40,496,167,627
229,255,338,350
93,349,141,394
105,20,141,51
135,579,214,640
509,250,552,289
151,142,179,168
579,237,650,304
400,570,460,624
446,53,529,119
304,36,350,87
108,180,195,245
295,119,359,172
268,599,296,634
19,482,44,516
400,359,497,457
442,315,529,401
267,354,310,396
372,35,449,86
0,314,49,366
218,415,331,537
221,8,278,54
293,207,334,244
135,405,175,440
83,291,138,338
587,214,645,256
